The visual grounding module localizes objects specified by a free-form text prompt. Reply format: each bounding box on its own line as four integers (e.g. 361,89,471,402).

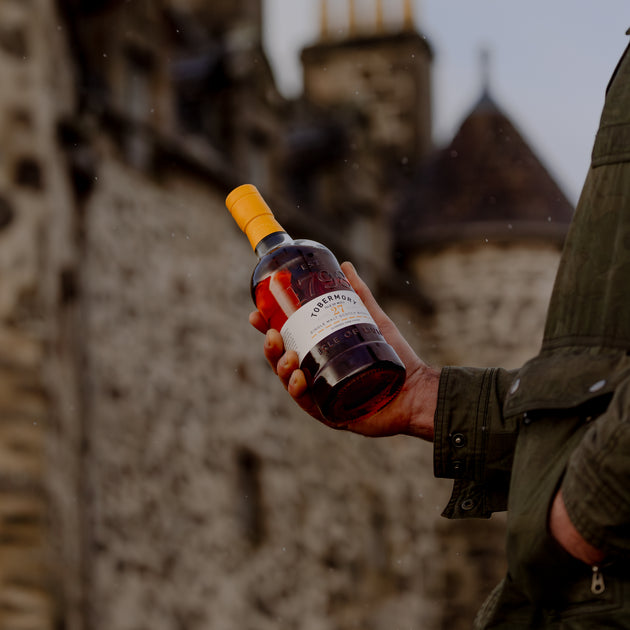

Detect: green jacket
434,34,630,628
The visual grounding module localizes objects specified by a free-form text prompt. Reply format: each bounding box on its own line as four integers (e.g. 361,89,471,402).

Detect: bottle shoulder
251,239,338,290
254,239,331,268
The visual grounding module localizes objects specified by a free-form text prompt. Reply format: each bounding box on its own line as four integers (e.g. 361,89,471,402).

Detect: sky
263,0,629,205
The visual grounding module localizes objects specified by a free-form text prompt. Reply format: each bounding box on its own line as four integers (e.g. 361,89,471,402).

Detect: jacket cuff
434,366,519,518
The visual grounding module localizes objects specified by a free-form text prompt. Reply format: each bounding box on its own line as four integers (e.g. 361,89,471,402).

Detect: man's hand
549,490,605,565
249,261,439,440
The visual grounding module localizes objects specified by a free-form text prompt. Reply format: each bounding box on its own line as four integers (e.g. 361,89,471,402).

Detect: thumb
341,261,421,370
341,261,388,323
341,262,398,337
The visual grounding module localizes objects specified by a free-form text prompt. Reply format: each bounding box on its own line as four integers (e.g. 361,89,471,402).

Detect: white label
280,290,378,363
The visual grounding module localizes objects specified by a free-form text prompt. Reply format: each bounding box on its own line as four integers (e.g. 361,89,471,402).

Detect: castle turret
396,75,573,251
286,1,434,286
395,52,574,369
301,0,433,169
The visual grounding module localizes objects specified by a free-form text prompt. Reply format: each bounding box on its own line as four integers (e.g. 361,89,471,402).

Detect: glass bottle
226,184,405,425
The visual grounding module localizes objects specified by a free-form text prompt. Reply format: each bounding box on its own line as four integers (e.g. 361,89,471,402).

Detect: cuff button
452,433,466,447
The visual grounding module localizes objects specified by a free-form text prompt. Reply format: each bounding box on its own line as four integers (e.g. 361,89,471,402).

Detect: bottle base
309,342,406,425
326,363,405,424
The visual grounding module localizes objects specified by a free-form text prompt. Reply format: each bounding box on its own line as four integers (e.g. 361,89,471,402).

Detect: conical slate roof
396,90,574,252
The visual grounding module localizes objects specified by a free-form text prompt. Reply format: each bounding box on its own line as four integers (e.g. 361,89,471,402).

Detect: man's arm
250,260,606,563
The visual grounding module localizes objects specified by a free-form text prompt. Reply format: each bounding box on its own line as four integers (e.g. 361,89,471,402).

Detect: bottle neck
225,184,290,252
254,231,294,258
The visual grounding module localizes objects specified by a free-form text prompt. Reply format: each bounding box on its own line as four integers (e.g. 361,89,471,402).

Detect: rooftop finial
480,46,491,96
321,0,418,40
403,0,414,30
320,0,329,39
348,0,357,36
376,0,384,32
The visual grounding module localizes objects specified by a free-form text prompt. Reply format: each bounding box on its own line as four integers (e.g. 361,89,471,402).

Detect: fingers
288,370,325,421
263,330,323,420
264,329,301,390
263,329,285,373
251,312,307,388
262,329,324,420
249,310,269,334
287,369,308,398
277,348,299,386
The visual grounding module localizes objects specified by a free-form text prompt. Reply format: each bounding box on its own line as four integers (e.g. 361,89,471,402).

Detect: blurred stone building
0,0,572,629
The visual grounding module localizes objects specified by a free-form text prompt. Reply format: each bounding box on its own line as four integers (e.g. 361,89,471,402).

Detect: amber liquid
252,240,405,424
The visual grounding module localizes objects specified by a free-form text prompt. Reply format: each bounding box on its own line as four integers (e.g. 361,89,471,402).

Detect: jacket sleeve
561,373,630,558
433,366,520,519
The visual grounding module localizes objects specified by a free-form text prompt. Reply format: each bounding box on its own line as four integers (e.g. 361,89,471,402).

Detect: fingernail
347,262,360,279
289,371,299,390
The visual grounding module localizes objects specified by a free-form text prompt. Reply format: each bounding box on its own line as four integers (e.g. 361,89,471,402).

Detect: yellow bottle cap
225,184,285,250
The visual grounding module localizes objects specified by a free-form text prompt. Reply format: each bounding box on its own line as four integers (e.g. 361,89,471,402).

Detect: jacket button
509,378,521,395
452,433,466,448
452,460,463,473
461,499,475,511
589,379,606,393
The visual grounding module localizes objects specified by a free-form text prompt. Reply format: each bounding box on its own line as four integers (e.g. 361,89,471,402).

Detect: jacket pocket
504,410,618,610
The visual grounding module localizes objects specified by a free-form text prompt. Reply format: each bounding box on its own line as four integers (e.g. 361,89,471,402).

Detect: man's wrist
404,366,439,442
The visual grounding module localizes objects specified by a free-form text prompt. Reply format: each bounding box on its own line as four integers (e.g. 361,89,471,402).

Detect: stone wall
410,242,560,369
0,0,79,628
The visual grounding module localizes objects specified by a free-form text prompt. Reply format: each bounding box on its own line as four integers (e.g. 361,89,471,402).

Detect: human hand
549,490,605,565
249,261,438,440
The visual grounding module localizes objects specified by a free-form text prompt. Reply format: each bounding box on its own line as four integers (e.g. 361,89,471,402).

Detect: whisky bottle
226,184,406,425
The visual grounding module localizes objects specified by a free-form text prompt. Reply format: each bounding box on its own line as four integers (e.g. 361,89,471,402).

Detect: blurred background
265,0,629,205
0,1,627,629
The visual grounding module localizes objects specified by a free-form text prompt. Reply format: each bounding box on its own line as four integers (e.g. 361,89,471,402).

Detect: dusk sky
263,0,629,205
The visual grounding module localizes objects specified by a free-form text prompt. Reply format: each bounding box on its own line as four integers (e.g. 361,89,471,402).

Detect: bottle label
280,290,378,363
